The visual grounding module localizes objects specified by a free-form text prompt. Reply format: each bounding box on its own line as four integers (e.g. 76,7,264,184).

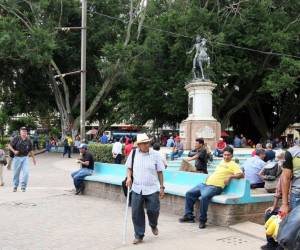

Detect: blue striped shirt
125,149,165,195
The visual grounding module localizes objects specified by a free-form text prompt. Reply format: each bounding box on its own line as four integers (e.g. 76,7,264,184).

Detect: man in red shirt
214,138,227,157
124,139,134,160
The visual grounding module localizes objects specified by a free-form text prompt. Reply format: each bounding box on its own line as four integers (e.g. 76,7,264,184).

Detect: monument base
180,119,221,150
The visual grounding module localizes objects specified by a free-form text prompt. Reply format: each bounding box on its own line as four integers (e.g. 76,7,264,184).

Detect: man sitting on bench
179,146,244,229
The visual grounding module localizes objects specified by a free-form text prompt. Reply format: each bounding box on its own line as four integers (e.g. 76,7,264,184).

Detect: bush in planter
88,143,114,163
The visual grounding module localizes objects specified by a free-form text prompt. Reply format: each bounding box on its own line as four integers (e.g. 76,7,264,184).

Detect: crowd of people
1,127,300,248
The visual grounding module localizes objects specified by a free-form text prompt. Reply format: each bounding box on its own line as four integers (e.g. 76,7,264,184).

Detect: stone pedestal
180,79,221,150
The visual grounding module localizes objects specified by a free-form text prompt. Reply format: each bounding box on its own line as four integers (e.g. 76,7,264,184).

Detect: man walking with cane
125,133,165,245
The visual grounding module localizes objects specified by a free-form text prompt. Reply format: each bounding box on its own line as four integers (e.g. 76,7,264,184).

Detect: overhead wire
90,10,300,60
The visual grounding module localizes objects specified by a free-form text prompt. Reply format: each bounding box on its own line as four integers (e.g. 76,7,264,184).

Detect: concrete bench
85,163,273,204
84,162,274,225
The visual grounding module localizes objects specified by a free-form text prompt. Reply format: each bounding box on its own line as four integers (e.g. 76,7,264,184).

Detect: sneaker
260,243,278,250
199,222,206,229
133,238,143,245
151,227,159,236
21,187,26,192
179,216,195,223
75,189,81,195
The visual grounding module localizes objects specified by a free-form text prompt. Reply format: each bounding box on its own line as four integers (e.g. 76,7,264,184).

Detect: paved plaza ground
0,153,265,250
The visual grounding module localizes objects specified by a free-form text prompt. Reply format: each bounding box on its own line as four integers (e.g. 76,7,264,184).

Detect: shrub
88,143,114,163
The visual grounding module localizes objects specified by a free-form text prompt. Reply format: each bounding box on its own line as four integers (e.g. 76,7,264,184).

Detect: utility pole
80,0,87,142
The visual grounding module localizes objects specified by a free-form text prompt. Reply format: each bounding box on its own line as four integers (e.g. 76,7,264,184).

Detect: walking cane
122,186,131,244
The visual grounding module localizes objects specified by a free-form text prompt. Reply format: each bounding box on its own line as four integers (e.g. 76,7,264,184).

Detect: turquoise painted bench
85,162,274,205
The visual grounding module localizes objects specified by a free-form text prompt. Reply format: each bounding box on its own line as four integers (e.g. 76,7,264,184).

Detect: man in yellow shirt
179,146,244,228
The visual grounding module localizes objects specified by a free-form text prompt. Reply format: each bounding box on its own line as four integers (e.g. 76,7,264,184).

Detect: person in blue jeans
179,146,244,228
71,144,94,195
170,136,184,160
8,127,37,192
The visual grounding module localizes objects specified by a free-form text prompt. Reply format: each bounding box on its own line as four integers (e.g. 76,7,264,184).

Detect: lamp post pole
80,0,87,142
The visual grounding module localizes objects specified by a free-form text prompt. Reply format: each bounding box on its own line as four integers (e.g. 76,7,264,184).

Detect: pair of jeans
131,191,160,240
184,183,223,223
63,146,71,158
290,192,300,210
13,156,29,189
171,150,183,160
213,149,223,157
71,168,93,190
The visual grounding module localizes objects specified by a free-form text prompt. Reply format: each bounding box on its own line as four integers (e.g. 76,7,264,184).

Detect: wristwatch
160,186,165,190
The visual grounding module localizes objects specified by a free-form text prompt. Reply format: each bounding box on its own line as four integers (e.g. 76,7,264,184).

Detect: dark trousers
114,154,122,164
33,141,39,150
63,146,71,158
131,191,160,240
250,182,265,189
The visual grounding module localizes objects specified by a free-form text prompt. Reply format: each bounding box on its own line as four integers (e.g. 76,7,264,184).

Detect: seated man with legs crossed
179,146,244,228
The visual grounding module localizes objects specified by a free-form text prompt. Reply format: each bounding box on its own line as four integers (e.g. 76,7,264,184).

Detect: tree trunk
247,103,271,139
220,89,255,130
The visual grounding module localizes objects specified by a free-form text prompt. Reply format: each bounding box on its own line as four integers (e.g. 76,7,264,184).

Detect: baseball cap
78,143,88,149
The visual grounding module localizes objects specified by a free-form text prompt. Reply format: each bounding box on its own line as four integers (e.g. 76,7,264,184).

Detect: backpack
277,205,300,250
263,162,282,181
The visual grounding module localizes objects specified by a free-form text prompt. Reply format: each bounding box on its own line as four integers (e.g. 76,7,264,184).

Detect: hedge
88,143,114,163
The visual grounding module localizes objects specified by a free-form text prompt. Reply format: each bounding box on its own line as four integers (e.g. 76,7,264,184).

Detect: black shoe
75,189,81,195
151,226,159,236
260,243,278,250
179,216,195,223
199,222,206,229
79,183,85,194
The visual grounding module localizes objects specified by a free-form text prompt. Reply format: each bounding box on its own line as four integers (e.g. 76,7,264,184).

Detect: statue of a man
187,35,210,80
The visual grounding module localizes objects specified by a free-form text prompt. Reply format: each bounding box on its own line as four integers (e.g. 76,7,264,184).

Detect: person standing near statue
8,127,36,192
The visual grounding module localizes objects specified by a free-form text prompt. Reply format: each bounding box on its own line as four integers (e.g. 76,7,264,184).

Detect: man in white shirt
126,134,165,244
112,138,123,164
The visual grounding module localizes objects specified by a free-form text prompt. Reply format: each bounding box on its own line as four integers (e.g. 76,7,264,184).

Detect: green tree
0,0,148,137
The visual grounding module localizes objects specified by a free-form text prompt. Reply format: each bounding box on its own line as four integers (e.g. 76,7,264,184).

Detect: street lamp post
80,0,87,142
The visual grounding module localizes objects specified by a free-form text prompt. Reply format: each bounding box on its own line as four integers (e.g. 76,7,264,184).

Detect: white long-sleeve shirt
112,141,123,155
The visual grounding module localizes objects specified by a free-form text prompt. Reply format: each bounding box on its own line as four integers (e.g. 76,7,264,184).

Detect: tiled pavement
0,154,265,250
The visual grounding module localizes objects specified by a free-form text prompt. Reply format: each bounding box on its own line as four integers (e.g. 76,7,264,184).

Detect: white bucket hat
136,133,151,144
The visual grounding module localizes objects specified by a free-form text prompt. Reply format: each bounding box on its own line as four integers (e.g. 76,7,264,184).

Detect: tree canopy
0,0,299,141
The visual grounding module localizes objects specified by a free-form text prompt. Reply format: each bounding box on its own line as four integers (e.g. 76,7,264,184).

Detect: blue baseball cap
78,143,88,149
